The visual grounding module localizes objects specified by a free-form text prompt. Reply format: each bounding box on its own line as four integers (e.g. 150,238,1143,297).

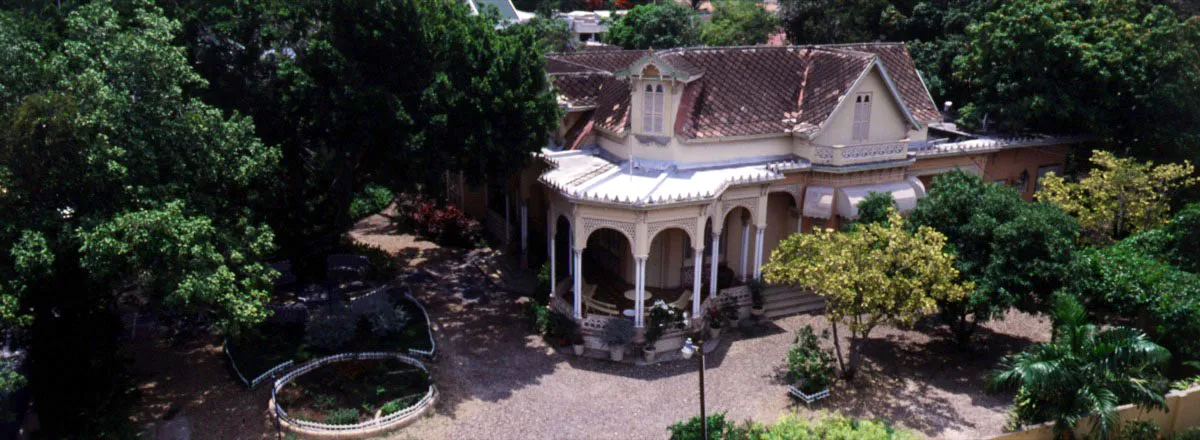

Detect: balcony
810,139,909,166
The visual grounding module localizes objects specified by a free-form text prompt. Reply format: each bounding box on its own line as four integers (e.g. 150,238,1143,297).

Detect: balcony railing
810,139,909,166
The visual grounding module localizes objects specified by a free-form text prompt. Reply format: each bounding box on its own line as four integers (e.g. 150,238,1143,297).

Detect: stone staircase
761,285,825,319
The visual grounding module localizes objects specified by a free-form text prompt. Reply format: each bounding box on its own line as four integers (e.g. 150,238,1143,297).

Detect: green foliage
1162,203,1200,272
667,412,745,440
306,303,358,352
752,414,919,440
748,277,765,309
349,184,394,221
1120,420,1160,440
324,407,360,425
643,300,685,349
850,191,896,228
600,316,635,347
988,295,1171,439
700,0,779,47
764,209,971,378
909,170,1078,346
520,16,577,53
606,2,699,49
785,326,834,393
957,0,1200,160
534,262,552,304
363,300,412,337
1175,427,1200,440
1061,243,1200,365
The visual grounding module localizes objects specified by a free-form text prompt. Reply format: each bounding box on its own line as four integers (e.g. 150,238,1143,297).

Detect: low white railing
811,140,908,166
272,352,437,436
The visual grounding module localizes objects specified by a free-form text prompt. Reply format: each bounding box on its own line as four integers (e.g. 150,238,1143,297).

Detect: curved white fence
272,352,437,436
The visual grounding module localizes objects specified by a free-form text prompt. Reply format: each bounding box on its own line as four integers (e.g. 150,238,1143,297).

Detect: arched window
643,84,664,133
852,93,872,141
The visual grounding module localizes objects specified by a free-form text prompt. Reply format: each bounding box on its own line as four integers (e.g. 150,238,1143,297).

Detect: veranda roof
835,177,926,220
802,186,835,219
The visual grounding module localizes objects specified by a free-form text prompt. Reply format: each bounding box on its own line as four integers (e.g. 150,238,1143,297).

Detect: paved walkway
394,255,1050,440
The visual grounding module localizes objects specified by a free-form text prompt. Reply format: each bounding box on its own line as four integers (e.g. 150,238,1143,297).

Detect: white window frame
852,92,872,142
643,84,664,133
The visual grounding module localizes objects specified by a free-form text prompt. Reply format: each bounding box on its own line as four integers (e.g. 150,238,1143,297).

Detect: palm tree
987,295,1170,439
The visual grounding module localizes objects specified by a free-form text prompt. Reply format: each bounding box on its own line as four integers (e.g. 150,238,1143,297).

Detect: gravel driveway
395,259,1050,440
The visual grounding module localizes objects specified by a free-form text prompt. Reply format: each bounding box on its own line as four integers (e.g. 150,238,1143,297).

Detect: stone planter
573,344,585,356
708,327,722,340
609,346,625,362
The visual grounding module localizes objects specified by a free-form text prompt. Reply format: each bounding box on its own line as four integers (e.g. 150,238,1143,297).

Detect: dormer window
643,84,664,133
852,92,872,141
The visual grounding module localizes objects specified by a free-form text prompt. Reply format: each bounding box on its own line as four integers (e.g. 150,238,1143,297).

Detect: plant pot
708,327,722,339
573,344,585,356
751,307,765,316
609,346,625,362
681,345,695,360
643,347,657,363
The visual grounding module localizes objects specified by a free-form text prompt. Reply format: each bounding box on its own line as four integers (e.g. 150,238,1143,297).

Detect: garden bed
225,291,435,387
274,356,431,426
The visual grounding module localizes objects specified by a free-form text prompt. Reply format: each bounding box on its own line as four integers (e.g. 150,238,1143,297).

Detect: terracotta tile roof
552,73,611,108
825,43,942,123
546,43,940,140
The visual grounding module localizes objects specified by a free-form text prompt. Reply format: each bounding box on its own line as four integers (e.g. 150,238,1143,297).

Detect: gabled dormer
615,52,704,144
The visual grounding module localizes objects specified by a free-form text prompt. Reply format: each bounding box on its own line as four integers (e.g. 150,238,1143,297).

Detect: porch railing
811,140,909,166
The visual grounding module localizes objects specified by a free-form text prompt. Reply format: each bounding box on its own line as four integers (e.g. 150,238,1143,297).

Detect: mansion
447,43,1080,351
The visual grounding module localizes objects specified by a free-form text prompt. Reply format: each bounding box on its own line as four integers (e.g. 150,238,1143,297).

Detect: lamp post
681,337,707,440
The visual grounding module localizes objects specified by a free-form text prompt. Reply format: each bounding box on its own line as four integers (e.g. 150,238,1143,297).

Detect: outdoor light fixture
681,336,708,440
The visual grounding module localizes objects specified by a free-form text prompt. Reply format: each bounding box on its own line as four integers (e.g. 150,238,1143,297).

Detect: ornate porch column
548,231,556,298
753,225,766,279
573,247,583,320
739,222,751,280
709,231,720,300
692,245,703,318
634,256,647,328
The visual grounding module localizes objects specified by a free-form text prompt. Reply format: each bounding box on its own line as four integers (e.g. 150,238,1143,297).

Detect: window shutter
654,86,664,133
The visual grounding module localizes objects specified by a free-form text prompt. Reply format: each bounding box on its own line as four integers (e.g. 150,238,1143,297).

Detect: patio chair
668,290,692,310
584,293,620,315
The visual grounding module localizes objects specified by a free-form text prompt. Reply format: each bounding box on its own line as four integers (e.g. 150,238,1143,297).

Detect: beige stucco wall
646,228,688,288
991,385,1200,440
813,67,918,147
908,145,1069,202
763,192,798,259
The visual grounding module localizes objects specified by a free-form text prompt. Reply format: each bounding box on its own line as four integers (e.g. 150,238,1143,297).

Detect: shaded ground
128,211,1051,439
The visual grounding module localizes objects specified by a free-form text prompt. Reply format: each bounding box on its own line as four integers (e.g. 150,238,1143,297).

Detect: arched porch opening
720,206,756,281
762,192,799,263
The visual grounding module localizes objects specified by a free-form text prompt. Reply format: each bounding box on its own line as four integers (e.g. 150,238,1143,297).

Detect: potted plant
600,318,635,362
721,302,741,328
567,321,586,356
643,300,685,363
785,325,834,403
704,304,725,339
748,278,766,316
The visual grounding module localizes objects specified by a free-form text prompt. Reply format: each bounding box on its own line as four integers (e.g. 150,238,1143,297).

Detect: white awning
836,178,926,220
802,186,835,219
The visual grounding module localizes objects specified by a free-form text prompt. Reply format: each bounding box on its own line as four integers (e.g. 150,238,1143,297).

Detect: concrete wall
991,385,1200,440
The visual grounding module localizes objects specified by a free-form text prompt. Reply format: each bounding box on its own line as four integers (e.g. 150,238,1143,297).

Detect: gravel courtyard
129,213,1051,439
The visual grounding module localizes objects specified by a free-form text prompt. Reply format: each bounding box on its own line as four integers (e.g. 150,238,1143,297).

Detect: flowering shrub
644,300,685,349
395,193,482,247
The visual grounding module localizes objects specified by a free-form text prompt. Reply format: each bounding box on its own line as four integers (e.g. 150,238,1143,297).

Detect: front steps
761,286,824,319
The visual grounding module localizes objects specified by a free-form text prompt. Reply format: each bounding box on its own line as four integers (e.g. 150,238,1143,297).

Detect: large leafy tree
988,295,1170,439
606,1,699,49
764,210,970,378
1038,150,1197,242
956,0,1200,160
700,0,779,47
166,0,561,256
0,0,278,434
909,171,1078,346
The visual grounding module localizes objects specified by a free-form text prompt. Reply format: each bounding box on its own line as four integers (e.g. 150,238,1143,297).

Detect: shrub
349,184,394,220
644,300,685,350
748,278,765,309
363,300,411,337
306,303,357,352
1174,427,1200,440
395,193,481,248
786,326,834,393
667,412,746,440
600,318,635,348
533,262,552,304
324,407,360,425
757,414,917,440
1120,420,1160,440
528,303,574,344
331,240,396,282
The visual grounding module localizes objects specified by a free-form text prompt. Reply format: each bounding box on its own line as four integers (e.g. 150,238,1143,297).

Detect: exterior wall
991,385,1200,440
646,228,688,288
630,76,681,137
763,192,798,259
908,145,1069,201
812,67,917,147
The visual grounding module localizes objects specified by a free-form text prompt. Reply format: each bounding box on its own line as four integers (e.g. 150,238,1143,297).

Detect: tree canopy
606,1,699,49
909,170,1079,346
1038,150,1197,242
700,0,779,47
763,209,970,378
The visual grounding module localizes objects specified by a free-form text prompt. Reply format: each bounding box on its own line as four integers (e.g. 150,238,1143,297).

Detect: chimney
942,101,953,123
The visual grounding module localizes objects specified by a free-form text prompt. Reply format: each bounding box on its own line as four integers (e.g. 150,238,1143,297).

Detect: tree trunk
844,334,859,380
953,313,978,349
830,320,846,375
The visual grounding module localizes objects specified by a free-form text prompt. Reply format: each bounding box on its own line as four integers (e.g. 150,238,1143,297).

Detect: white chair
668,290,692,310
